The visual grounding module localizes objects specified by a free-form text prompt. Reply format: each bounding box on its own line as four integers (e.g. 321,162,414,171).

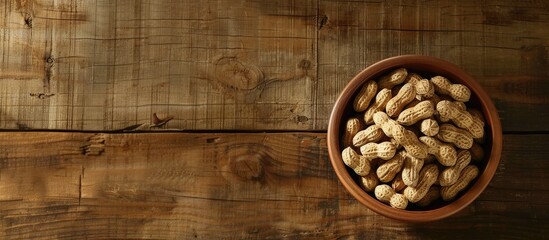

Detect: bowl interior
327,55,502,222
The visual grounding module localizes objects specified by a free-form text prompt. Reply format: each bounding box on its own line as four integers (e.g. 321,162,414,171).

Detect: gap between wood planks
0,129,544,134
0,129,327,134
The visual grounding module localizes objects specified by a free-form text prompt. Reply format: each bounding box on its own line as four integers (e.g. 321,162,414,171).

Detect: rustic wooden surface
0,0,548,239
0,132,547,239
0,0,548,131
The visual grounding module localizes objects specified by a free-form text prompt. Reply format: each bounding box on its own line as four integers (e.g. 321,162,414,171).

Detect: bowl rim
327,55,503,222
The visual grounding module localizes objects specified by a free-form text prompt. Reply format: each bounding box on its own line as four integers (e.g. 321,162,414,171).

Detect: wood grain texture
317,0,549,132
1,1,548,239
1,0,548,131
0,0,317,131
0,132,546,239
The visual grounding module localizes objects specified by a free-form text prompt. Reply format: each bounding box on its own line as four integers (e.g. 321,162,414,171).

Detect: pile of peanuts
341,68,486,209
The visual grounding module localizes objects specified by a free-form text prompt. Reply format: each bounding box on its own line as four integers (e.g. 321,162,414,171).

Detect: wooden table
0,0,548,239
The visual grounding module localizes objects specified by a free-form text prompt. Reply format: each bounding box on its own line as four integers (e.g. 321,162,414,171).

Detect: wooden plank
0,132,546,239
2,1,548,132
317,0,549,132
0,0,317,131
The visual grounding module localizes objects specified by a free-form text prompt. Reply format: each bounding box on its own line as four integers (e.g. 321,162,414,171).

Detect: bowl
327,55,502,222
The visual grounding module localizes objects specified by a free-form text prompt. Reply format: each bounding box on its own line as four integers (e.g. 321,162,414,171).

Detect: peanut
415,79,435,100
391,175,406,192
437,123,474,149
360,142,397,160
405,72,423,85
374,184,408,209
401,153,425,187
441,165,479,201
454,101,467,111
360,173,379,192
470,143,485,162
415,186,441,207
403,164,439,203
374,184,394,202
468,109,486,143
373,111,400,138
390,193,409,210
386,83,417,117
420,118,439,136
439,150,471,186
352,125,385,147
435,99,462,123
342,118,364,147
440,101,467,124
437,101,484,139
397,100,435,126
363,88,392,124
392,125,429,159
376,150,405,182
431,76,471,102
353,80,378,112
342,147,371,176
419,136,457,167
378,68,408,89
468,109,485,124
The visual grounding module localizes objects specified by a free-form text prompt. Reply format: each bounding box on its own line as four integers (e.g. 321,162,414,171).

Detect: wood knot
298,59,311,70
295,115,309,123
213,57,264,91
230,153,263,180
24,14,32,28
222,145,267,182
46,55,55,64
318,15,328,30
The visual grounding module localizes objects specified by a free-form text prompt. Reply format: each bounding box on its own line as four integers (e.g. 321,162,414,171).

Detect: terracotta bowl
327,55,502,222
